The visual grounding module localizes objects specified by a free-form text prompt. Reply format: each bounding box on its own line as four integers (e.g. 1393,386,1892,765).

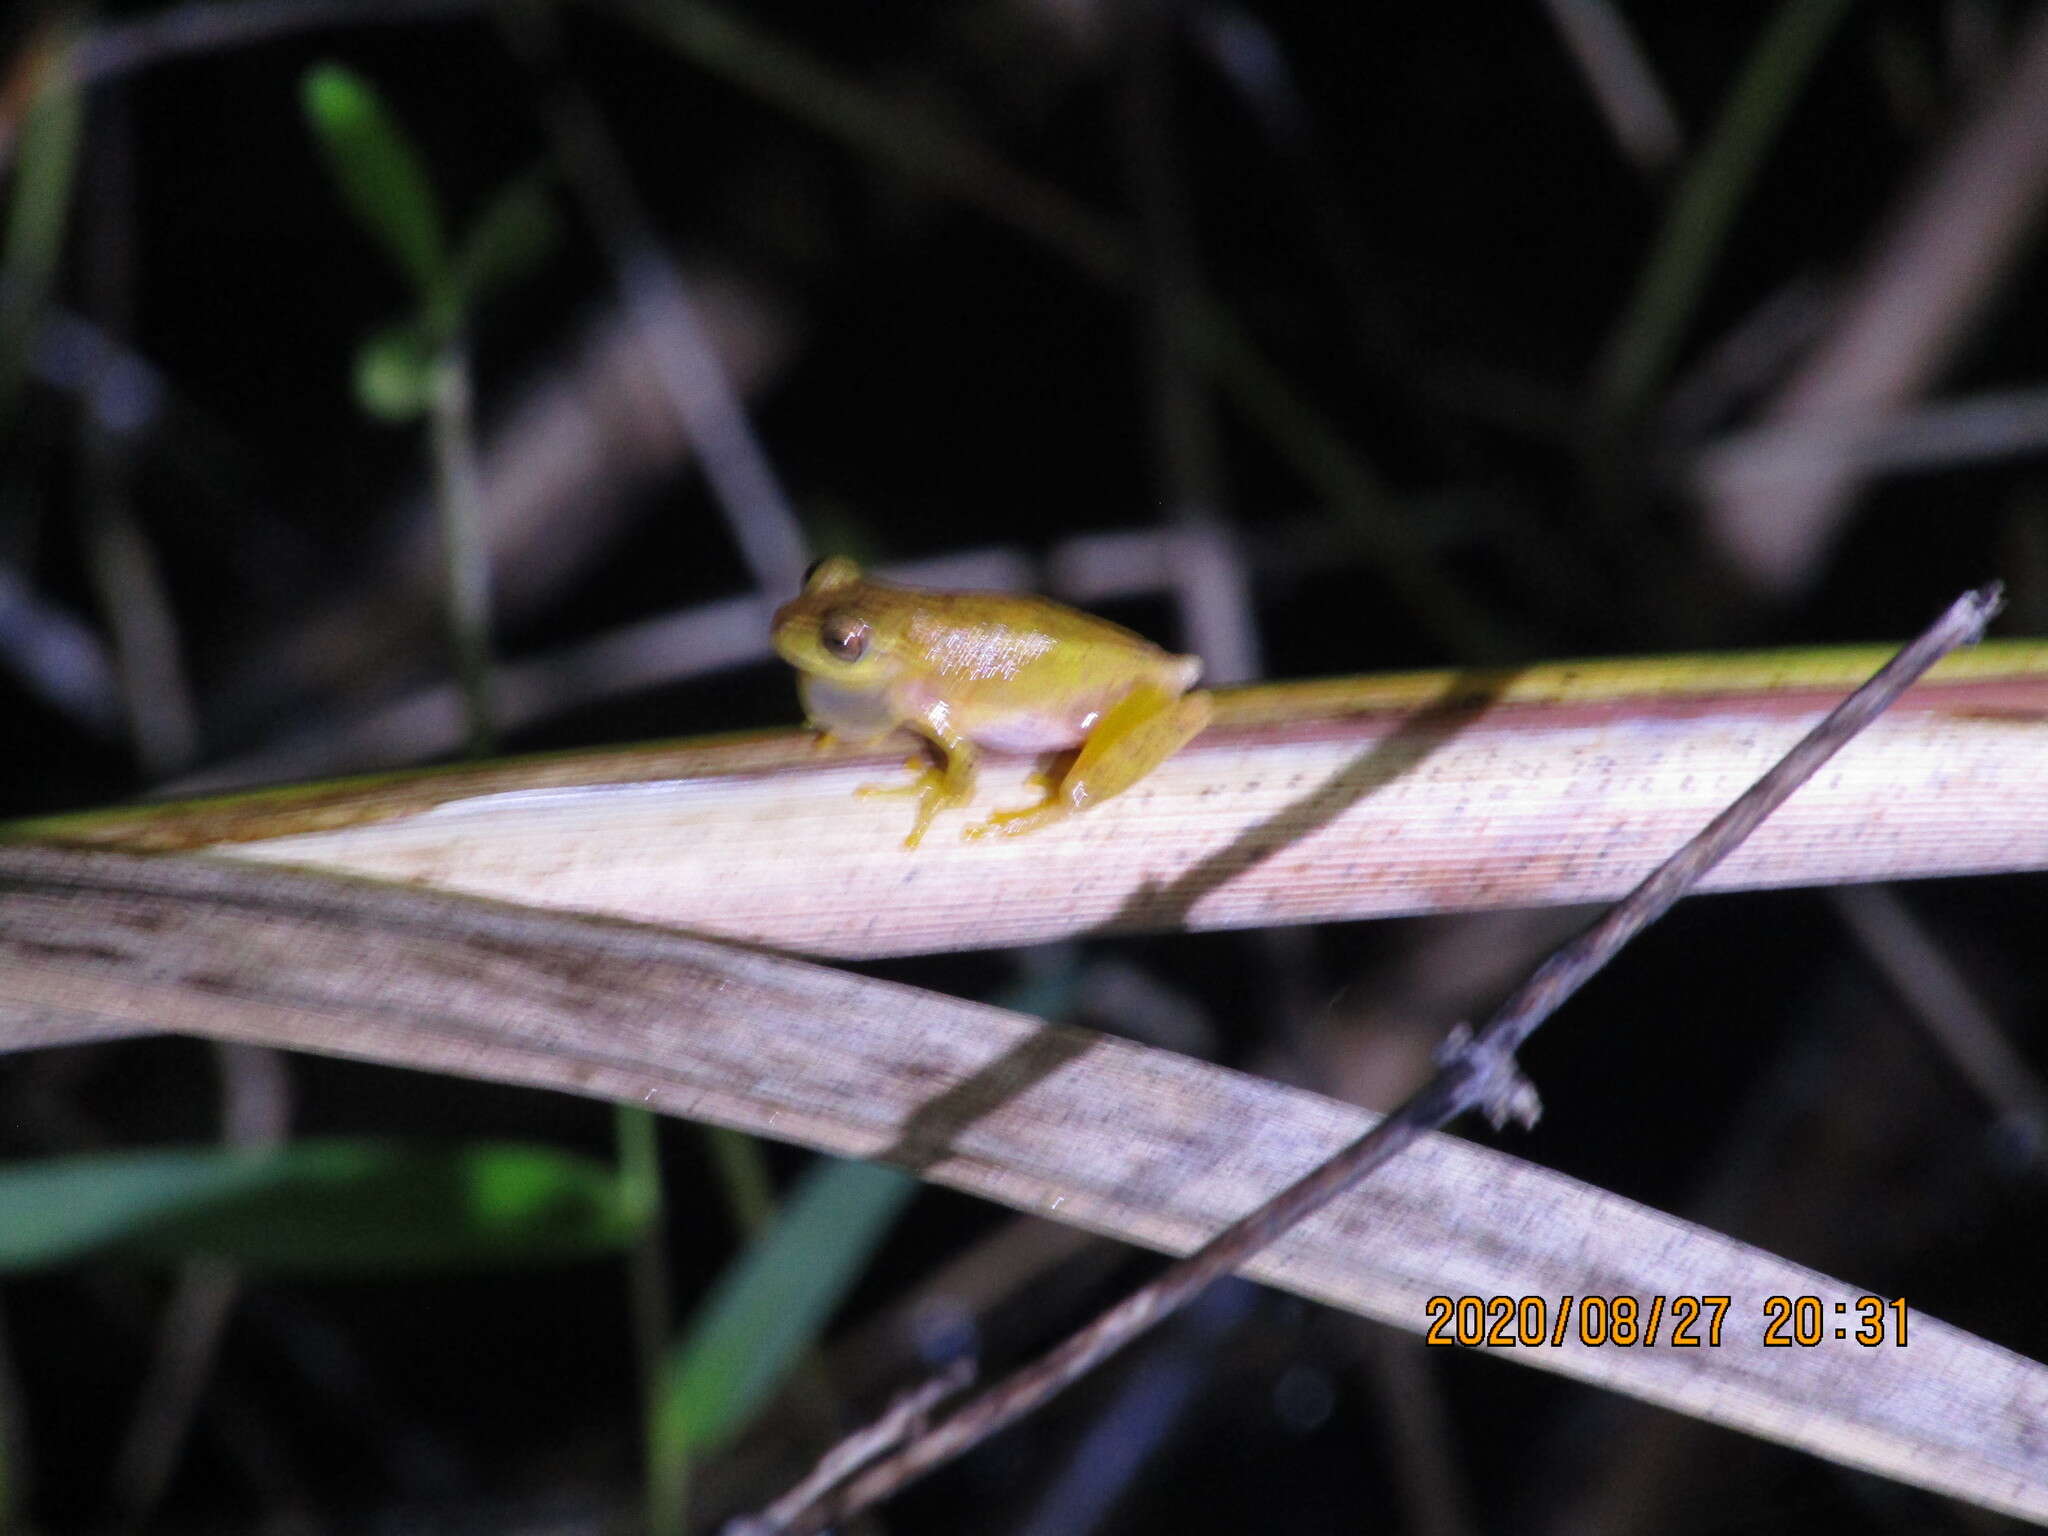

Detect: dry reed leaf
1,846,2044,1521
12,646,2046,958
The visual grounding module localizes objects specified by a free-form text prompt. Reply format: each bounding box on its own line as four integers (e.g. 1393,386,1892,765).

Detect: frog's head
771,557,910,685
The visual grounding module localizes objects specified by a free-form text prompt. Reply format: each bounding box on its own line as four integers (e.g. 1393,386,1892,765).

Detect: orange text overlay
1423,1294,1910,1349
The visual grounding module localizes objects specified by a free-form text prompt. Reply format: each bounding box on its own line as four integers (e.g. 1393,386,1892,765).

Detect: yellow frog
772,558,1213,847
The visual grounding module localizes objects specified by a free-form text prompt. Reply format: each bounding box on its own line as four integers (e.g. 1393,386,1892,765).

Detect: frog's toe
856,756,939,801
857,764,971,848
905,801,945,849
963,799,1067,841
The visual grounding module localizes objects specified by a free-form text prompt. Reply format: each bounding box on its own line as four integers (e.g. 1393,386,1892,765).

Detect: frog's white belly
969,710,1097,753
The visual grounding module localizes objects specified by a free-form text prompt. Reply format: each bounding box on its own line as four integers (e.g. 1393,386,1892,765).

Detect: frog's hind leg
1066,686,1212,807
966,684,1211,840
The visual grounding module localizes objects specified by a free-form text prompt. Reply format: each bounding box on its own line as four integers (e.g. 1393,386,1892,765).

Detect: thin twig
428,339,497,757
500,5,809,600
79,96,200,779
1007,1280,1258,1536
109,1042,290,1529
0,560,122,737
1125,0,1259,686
724,1361,974,1536
1833,884,2048,1156
609,0,1508,656
752,583,2003,1533
1535,0,1684,175
1701,9,2048,590
1592,0,1856,428
1697,383,2048,485
618,1103,683,1536
1472,584,2000,1068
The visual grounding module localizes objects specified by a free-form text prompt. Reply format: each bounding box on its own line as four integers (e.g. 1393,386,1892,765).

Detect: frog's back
862,586,1194,753
888,587,1184,689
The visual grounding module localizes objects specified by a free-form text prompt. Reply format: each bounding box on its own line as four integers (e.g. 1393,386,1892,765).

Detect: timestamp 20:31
1423,1294,1911,1350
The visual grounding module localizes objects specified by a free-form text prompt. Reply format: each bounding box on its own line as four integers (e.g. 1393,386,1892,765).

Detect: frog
772,557,1213,847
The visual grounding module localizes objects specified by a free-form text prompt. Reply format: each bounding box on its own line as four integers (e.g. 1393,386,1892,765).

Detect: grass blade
1593,0,1857,426
648,1157,912,1529
0,1139,640,1272
301,62,451,306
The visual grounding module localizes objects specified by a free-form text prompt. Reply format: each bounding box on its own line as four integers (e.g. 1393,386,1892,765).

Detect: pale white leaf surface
15,646,2048,959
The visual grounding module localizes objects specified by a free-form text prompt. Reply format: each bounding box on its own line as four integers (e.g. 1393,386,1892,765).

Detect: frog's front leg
857,713,979,849
966,684,1211,840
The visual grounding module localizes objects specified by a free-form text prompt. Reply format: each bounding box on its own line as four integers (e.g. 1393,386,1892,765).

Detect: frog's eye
819,611,870,662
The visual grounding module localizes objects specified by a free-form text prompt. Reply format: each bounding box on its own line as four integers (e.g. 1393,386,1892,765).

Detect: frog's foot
961,768,1066,842
854,754,935,798
858,757,967,849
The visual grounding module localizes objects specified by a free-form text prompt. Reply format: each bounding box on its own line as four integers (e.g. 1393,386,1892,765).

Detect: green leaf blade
451,171,560,314
301,62,452,304
653,1157,914,1460
0,1140,642,1273
0,29,84,424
